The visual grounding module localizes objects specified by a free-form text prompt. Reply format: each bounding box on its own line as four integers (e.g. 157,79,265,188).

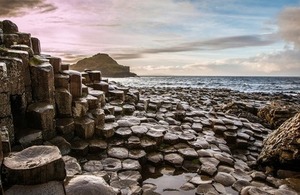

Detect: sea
109,76,300,95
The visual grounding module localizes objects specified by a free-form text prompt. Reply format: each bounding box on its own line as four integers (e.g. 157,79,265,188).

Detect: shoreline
1,20,300,195
107,76,300,95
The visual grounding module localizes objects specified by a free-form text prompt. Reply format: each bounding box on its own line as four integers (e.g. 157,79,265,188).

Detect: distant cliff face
71,53,137,77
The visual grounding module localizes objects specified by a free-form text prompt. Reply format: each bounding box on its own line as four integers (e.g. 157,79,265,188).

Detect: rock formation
258,112,300,170
71,53,137,77
258,101,300,129
0,20,299,195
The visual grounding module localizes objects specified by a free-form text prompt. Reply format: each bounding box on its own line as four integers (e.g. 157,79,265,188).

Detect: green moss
29,55,44,66
0,46,8,52
191,159,200,164
159,143,170,150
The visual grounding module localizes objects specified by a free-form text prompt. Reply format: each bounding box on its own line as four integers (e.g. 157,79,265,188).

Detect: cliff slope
71,53,137,77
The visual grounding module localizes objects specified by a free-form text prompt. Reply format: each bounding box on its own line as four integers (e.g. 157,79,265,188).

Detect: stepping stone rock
107,147,129,159
30,62,55,103
31,37,41,55
232,180,252,192
71,140,89,156
127,136,141,149
141,137,157,151
142,183,157,193
250,171,266,180
66,70,82,98
55,88,72,117
19,130,43,148
214,152,234,166
118,170,142,182
47,136,71,155
62,155,82,177
115,127,132,138
180,182,196,191
192,123,203,132
196,183,219,195
190,139,210,149
88,139,107,153
74,117,95,139
117,120,133,127
164,132,179,145
131,125,148,137
240,186,272,195
189,175,213,185
200,163,218,176
178,132,196,142
128,149,146,160
122,159,141,170
218,165,234,174
2,146,65,185
100,123,117,138
199,157,220,167
164,153,184,167
182,160,201,172
214,172,236,187
89,109,105,128
231,168,252,182
146,129,164,144
101,158,122,171
89,90,105,107
56,118,75,140
54,74,69,89
123,104,136,115
213,182,227,194
147,152,164,164
213,125,227,134
65,175,116,195
178,148,198,159
5,181,65,195
110,179,140,194
72,98,88,118
83,160,103,172
26,102,55,139
105,115,116,123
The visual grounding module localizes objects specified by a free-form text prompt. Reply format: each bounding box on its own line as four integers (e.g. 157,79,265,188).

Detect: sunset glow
1,0,300,76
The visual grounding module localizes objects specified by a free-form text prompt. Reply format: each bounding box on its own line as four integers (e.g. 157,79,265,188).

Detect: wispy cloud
183,49,300,76
1,0,299,76
0,0,57,17
113,34,277,60
130,48,300,76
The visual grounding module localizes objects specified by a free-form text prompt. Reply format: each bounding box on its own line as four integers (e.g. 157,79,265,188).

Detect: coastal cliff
71,53,137,77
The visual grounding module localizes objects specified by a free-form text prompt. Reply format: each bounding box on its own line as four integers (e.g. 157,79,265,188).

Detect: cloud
278,7,300,48
128,48,300,76
113,34,277,60
183,49,300,76
0,0,57,17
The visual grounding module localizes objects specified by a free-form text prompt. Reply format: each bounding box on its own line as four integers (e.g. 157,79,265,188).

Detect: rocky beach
0,20,300,195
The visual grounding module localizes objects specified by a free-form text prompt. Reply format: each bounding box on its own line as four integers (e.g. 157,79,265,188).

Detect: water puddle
142,165,196,195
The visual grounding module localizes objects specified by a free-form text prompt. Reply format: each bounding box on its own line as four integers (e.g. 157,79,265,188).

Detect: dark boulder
2,20,18,34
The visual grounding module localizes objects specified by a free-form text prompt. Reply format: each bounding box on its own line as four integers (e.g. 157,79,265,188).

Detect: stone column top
3,145,61,170
63,70,81,76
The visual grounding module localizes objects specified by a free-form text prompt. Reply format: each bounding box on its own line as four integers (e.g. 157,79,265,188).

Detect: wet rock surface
2,145,65,185
0,20,300,194
65,175,116,195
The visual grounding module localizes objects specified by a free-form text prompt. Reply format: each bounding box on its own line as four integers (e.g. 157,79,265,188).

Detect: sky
0,0,300,76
